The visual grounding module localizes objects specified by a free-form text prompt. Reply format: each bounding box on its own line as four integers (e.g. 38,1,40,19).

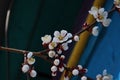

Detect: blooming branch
0,1,118,80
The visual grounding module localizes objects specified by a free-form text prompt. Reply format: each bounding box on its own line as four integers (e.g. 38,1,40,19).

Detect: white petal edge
102,18,112,27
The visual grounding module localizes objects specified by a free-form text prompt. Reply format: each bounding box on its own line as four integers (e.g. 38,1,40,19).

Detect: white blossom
57,49,62,54
85,69,88,73
81,76,87,80
48,50,56,58
89,6,98,18
102,70,113,80
103,69,107,76
30,70,37,78
102,75,112,80
54,59,60,66
89,7,111,27
52,72,57,76
57,40,72,52
96,74,102,80
67,33,73,38
41,35,52,44
60,55,65,59
51,66,57,72
64,76,69,80
96,70,113,80
55,54,59,57
59,67,64,72
62,43,69,51
78,65,83,70
114,0,120,8
27,52,33,58
22,64,30,73
27,57,35,65
72,69,79,76
96,74,102,78
67,40,72,43
48,42,57,49
74,35,80,41
53,30,72,43
96,8,108,22
92,26,99,36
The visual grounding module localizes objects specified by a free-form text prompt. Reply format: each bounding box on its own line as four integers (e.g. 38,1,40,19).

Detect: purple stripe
72,0,94,34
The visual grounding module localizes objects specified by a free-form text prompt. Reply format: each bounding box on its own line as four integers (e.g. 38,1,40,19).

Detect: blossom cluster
51,55,66,76
41,30,79,58
96,70,113,80
89,6,112,36
89,7,111,27
64,65,88,80
41,30,80,77
21,52,37,77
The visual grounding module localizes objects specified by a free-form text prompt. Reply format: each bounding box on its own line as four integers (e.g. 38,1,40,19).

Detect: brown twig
108,5,116,14
75,20,96,35
0,46,52,63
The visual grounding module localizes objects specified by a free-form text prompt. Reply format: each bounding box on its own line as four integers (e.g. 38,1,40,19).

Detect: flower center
115,0,120,4
58,35,64,40
45,36,48,39
27,58,35,64
51,42,56,47
98,14,104,20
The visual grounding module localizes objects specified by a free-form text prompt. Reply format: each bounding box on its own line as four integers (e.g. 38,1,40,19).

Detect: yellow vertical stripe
60,0,106,80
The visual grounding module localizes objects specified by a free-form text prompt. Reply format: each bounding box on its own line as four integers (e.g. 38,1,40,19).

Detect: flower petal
116,4,120,8
41,35,52,44
64,76,69,80
93,11,98,18
51,66,57,72
61,55,65,59
54,31,60,37
102,11,108,19
48,50,56,58
91,6,98,11
96,74,102,79
27,52,33,58
67,40,72,43
66,33,72,38
99,8,105,14
89,6,98,15
78,65,83,70
22,64,30,73
81,76,87,80
74,35,79,41
72,69,79,76
59,67,64,72
52,72,57,76
92,26,99,36
102,18,111,27
62,36,69,42
57,49,62,54
62,43,68,51
30,70,37,77
52,37,59,42
61,30,67,37
54,59,60,66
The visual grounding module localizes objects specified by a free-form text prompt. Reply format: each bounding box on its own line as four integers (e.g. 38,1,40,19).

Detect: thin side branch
0,46,52,63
